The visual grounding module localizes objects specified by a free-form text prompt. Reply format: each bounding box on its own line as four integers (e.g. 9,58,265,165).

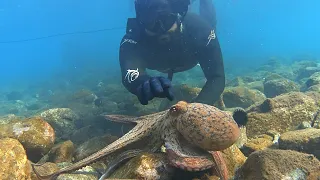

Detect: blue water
0,0,319,88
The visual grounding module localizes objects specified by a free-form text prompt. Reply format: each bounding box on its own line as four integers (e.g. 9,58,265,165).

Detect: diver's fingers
164,87,174,101
136,85,148,105
150,77,164,96
142,80,154,101
158,76,172,88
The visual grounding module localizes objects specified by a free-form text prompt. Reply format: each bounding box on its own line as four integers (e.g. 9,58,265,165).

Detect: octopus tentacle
32,117,161,180
210,151,229,180
98,149,143,180
103,111,167,124
164,133,215,171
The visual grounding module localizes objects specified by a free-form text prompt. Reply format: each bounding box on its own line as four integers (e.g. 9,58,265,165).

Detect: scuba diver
119,0,225,105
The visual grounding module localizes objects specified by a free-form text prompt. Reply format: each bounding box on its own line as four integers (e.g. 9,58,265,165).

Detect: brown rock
0,114,24,125
0,116,55,161
279,128,320,159
51,163,100,179
38,140,75,163
234,149,320,180
56,174,97,180
245,92,319,138
30,162,59,180
220,144,247,178
222,86,266,109
234,126,248,148
0,138,31,180
109,152,174,179
241,134,275,156
40,108,79,140
74,134,118,161
51,140,75,163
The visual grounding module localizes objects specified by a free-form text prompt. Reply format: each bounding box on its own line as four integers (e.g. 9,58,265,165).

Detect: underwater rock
306,72,320,88
241,133,277,157
70,89,98,105
0,138,31,180
298,66,320,80
31,162,59,180
263,78,299,98
293,60,320,80
296,121,312,129
220,144,247,178
263,73,284,82
134,99,163,115
226,77,246,87
1,99,28,115
255,57,283,72
32,162,98,180
40,108,79,140
109,152,174,179
222,86,266,109
6,91,24,100
56,173,97,180
158,84,201,111
0,114,24,125
234,149,320,180
246,81,264,92
278,128,320,159
245,92,319,138
189,145,247,180
69,125,106,145
39,140,75,164
94,83,132,105
25,102,43,111
74,134,118,161
96,98,119,113
307,84,320,92
0,116,55,161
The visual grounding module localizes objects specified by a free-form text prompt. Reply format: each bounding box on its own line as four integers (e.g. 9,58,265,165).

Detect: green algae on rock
234,149,320,180
38,140,75,164
222,86,266,109
263,78,300,98
241,134,275,156
306,72,320,88
0,116,55,160
31,162,60,180
109,152,174,179
74,134,118,162
0,114,24,125
219,144,247,179
40,108,79,140
245,92,320,138
0,138,31,180
279,128,320,159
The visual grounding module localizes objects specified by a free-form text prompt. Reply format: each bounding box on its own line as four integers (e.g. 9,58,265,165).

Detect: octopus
33,101,241,180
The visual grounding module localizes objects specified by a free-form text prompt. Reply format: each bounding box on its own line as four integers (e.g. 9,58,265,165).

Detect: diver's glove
135,76,174,105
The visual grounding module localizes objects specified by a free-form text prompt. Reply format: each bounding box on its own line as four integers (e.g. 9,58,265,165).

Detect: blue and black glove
135,76,174,105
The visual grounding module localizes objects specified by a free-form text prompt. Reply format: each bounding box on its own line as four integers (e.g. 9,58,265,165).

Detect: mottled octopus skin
175,101,241,151
33,101,240,180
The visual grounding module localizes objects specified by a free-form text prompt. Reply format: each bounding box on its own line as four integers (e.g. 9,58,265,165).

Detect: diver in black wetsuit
119,0,225,105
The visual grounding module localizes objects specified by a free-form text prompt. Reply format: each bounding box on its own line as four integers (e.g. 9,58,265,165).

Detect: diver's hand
136,76,174,105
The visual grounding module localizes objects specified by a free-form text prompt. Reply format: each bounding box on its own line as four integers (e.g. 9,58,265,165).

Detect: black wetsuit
119,12,225,105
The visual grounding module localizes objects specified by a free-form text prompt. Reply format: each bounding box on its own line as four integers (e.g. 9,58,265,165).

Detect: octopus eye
169,106,180,116
169,101,188,116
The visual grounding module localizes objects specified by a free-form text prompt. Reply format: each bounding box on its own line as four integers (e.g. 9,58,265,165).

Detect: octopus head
169,101,241,151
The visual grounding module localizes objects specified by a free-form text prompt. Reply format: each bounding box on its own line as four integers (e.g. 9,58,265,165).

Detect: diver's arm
195,36,225,105
119,35,150,95
199,0,216,29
